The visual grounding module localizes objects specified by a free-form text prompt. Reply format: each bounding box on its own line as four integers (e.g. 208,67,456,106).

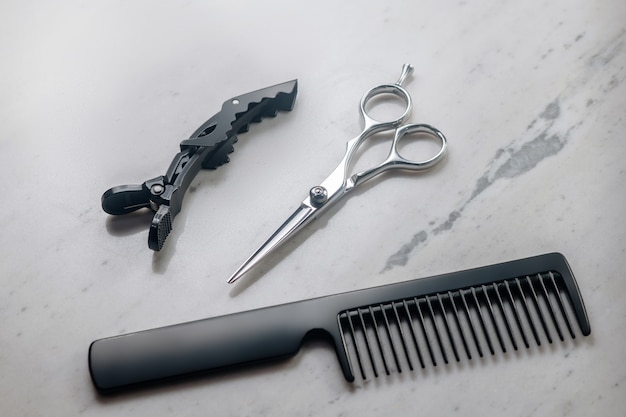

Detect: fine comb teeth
88,252,590,393
338,270,586,380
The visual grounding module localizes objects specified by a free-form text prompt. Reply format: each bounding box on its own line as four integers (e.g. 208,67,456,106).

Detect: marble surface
2,0,625,415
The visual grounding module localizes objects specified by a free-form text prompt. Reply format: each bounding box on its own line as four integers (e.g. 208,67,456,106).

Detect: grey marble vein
383,32,625,272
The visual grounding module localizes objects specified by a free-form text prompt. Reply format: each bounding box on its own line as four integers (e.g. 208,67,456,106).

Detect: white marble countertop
2,1,625,415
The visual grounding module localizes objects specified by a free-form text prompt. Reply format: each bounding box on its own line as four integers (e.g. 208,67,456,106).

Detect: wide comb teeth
338,271,587,380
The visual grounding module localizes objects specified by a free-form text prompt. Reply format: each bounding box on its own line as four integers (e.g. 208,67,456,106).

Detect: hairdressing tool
101,79,298,251
227,64,447,283
89,252,590,393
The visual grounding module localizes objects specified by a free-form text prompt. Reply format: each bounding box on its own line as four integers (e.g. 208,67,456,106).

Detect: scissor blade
228,204,315,284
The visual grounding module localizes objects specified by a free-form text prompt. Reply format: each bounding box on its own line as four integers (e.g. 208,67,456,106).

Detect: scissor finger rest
390,123,448,170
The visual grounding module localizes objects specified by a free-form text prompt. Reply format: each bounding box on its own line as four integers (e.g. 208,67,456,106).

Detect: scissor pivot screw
151,184,165,196
309,186,328,206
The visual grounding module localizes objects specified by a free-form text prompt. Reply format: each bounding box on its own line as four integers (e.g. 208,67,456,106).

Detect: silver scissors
228,64,447,284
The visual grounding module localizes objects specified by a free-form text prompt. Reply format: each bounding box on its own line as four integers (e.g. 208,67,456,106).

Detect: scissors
228,64,447,284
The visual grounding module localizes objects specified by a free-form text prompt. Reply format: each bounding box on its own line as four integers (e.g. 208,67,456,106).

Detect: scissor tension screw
309,186,328,206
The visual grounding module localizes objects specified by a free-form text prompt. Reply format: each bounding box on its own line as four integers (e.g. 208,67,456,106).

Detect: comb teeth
338,271,582,380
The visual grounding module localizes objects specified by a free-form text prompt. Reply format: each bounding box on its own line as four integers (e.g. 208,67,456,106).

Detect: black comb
88,253,590,393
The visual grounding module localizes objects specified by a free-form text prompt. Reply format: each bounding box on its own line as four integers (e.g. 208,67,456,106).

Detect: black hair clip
101,79,298,251
102,80,298,251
